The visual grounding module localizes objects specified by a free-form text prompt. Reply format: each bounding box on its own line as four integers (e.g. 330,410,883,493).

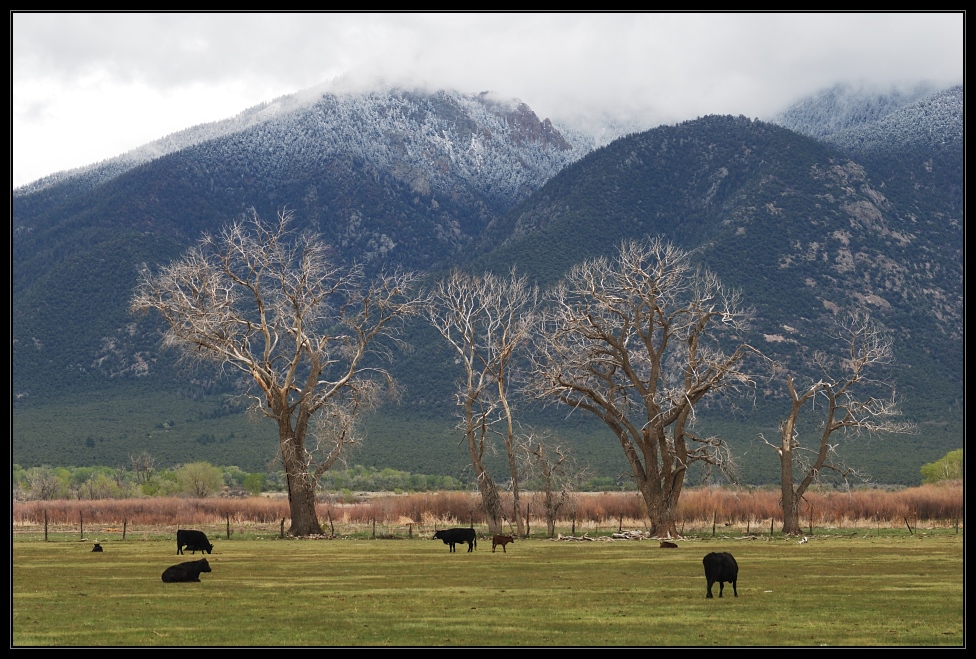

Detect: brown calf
492,535,515,553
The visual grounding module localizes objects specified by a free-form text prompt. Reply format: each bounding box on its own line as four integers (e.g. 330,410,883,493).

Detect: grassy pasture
13,532,962,646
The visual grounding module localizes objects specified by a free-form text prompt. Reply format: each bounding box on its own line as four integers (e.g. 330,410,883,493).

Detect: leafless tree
129,451,156,485
520,430,583,538
761,312,916,535
131,209,422,535
426,269,538,536
529,239,758,537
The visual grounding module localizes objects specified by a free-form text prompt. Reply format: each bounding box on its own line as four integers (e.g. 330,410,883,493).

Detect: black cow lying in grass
162,558,212,583
703,552,738,598
177,529,213,555
492,535,514,552
433,528,477,552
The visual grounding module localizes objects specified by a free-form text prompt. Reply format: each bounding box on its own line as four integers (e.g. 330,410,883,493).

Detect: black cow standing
433,528,477,552
177,529,214,555
703,552,738,598
162,558,212,583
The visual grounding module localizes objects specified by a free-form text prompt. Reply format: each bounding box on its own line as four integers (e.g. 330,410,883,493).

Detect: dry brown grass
12,483,962,534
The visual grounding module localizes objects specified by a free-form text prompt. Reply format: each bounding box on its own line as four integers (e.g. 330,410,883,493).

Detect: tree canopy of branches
763,312,916,534
529,238,756,537
426,269,538,535
131,209,422,536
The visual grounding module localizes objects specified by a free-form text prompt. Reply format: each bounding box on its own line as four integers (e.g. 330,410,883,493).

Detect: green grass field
13,532,963,646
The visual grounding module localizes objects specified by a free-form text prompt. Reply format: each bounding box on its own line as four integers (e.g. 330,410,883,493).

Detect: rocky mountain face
467,112,961,418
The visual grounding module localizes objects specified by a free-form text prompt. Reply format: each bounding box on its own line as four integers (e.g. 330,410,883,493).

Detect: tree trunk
280,426,323,537
637,482,678,538
470,438,504,535
649,504,679,538
779,417,802,535
545,490,557,538
474,467,505,536
628,447,681,537
782,493,802,535
286,472,324,536
507,449,525,536
465,400,504,536
498,385,525,537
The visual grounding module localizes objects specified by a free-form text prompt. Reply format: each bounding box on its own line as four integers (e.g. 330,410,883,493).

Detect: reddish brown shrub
11,483,961,531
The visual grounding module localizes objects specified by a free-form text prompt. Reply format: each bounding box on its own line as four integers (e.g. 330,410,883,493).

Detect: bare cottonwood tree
761,312,916,535
131,209,421,536
427,269,538,536
530,239,757,537
521,431,582,538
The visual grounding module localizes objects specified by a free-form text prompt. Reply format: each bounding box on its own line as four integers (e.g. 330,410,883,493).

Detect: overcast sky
12,12,963,189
